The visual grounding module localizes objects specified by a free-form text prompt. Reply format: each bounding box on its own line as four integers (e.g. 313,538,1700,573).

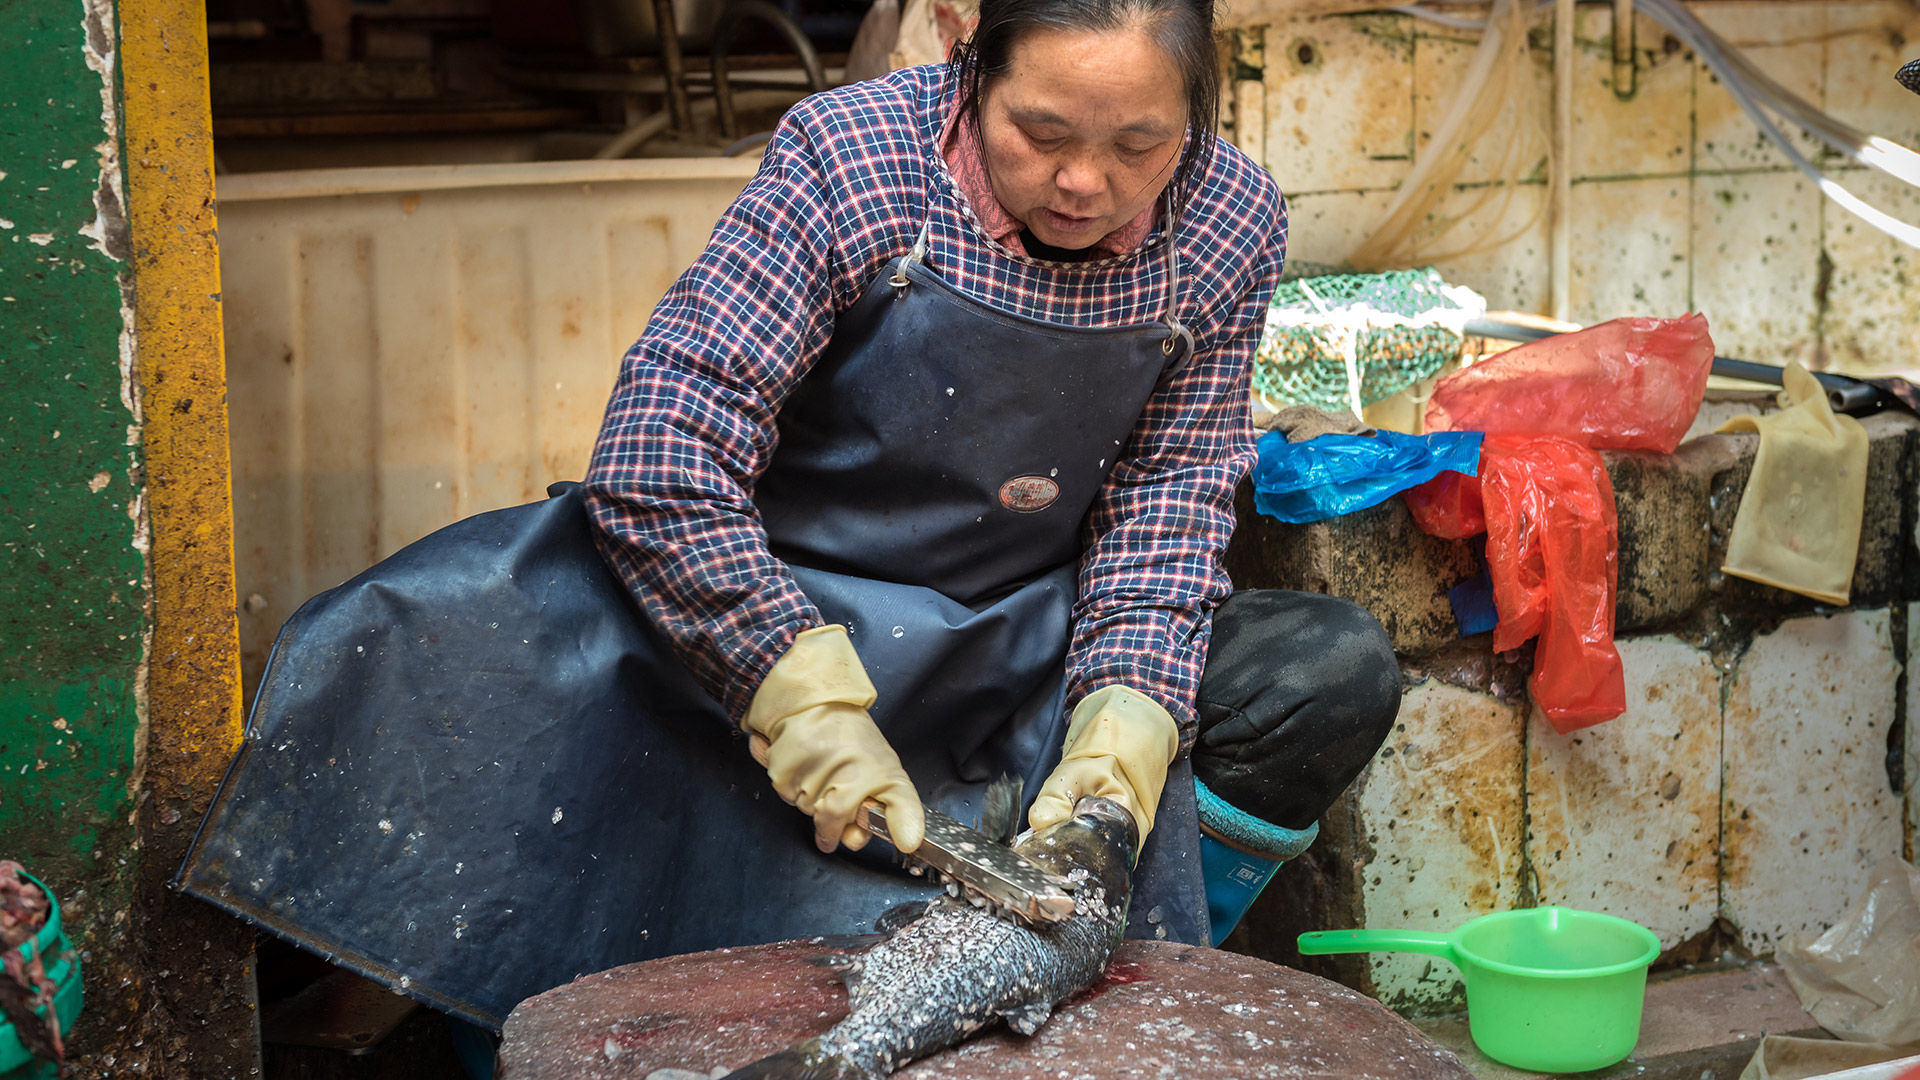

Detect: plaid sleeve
584,111,847,725
1065,194,1287,752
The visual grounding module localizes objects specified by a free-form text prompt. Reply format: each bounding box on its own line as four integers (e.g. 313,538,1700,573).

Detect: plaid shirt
586,64,1286,749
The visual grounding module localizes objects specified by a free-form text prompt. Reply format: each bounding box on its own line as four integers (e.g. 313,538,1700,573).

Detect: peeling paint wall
0,0,146,1050
1231,0,1920,373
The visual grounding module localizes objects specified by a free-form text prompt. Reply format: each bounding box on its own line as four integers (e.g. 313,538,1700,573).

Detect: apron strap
1159,200,1195,377
888,219,934,292
889,197,1194,377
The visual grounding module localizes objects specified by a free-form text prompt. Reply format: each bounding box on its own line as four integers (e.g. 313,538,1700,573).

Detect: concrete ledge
1225,409,1920,656
1224,483,1478,655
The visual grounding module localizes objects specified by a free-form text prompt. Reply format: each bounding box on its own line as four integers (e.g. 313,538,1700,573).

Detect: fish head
1066,795,1139,867
1014,795,1138,928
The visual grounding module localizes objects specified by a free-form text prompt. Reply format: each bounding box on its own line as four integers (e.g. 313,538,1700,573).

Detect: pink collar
938,103,1156,259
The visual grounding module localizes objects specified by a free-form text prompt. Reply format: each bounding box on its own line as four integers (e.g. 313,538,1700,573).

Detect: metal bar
1551,0,1576,323
652,0,693,131
1612,0,1637,98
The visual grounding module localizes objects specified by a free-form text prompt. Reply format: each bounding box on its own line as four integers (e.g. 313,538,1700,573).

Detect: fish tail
718,1038,871,1080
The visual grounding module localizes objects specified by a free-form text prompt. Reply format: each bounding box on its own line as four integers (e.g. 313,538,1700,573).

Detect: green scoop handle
1297,928,1460,962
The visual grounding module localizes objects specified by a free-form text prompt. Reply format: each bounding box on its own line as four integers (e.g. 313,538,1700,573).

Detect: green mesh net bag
1253,267,1487,415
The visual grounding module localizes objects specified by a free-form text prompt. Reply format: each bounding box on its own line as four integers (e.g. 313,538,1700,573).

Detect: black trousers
1190,590,1402,831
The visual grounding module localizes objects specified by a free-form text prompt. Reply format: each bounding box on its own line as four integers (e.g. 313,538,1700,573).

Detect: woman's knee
1192,590,1402,827
1202,590,1400,733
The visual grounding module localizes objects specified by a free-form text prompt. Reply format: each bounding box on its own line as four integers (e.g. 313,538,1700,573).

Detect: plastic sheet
1778,856,1920,1050
1737,1035,1920,1080
1426,314,1715,452
1249,428,1483,525
1407,435,1625,731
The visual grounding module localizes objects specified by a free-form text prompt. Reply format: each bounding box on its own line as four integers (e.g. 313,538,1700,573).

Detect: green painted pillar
0,0,146,871
0,0,146,1060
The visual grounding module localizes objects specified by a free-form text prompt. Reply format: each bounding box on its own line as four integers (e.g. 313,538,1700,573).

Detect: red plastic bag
1407,314,1708,730
1425,314,1714,452
1403,468,1484,539
1406,435,1626,731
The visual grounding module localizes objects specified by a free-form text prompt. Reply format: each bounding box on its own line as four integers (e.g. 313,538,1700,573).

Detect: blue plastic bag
1250,428,1483,525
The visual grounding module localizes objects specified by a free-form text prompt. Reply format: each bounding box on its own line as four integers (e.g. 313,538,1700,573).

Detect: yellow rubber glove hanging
745,625,925,855
1717,362,1869,606
1028,685,1179,852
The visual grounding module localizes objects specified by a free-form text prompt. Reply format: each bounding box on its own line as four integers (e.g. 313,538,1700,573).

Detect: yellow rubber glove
1028,685,1179,851
745,625,925,855
1717,362,1869,606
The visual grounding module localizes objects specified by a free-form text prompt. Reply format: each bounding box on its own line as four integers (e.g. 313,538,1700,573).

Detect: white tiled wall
1721,610,1905,953
1691,171,1824,367
1340,613,1910,1012
1527,637,1722,950
1244,0,1920,374
1355,680,1527,1009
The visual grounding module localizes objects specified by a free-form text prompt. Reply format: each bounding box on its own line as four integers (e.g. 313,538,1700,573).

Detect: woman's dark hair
948,0,1221,217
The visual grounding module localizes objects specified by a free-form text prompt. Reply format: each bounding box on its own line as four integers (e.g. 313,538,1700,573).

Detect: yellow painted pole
123,0,242,806
119,0,257,1071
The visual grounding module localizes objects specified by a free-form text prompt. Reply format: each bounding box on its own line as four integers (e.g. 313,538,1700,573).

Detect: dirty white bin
218,158,757,692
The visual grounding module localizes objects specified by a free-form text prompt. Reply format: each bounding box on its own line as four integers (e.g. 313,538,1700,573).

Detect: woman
179,0,1400,1035
585,0,1399,949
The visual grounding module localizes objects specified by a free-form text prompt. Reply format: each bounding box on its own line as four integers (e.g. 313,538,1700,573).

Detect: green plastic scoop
1299,906,1662,1073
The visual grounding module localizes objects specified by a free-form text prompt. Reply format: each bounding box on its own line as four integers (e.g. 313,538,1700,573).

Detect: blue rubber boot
445,1015,499,1080
1195,779,1318,947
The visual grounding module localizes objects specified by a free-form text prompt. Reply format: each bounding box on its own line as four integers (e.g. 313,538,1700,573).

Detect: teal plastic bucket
0,871,83,1079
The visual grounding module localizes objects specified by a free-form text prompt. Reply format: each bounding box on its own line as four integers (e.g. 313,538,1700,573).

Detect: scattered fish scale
825,885,1123,1075
719,795,1137,1080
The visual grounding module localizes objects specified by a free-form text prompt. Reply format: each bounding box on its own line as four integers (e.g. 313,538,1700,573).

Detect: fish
1900,58,1920,95
719,790,1139,1080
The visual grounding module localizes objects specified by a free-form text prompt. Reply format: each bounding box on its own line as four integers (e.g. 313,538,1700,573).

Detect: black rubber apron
179,212,1208,1030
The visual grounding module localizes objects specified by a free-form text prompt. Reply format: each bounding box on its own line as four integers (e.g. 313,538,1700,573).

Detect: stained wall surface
1225,1,1920,374
1226,415,1920,1013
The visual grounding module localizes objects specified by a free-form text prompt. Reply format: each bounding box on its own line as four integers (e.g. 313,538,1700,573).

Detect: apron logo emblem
998,476,1060,513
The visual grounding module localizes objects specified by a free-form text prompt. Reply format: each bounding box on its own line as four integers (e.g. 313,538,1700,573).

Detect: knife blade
858,802,1078,927
745,730,1076,926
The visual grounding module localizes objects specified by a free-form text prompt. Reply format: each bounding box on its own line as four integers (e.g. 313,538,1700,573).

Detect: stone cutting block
1526,636,1722,949
1721,609,1905,955
495,940,1476,1080
1224,481,1477,656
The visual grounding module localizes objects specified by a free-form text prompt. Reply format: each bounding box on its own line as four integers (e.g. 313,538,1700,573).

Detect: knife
748,733,1076,926
858,802,1078,927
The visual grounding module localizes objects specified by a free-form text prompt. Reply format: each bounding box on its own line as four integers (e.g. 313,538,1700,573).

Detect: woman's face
977,23,1186,251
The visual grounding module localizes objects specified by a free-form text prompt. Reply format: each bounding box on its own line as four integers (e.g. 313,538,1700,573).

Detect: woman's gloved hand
745,625,925,855
1028,685,1179,851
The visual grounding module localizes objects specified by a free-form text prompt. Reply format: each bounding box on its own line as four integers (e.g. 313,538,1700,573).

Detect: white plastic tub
219,157,757,690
